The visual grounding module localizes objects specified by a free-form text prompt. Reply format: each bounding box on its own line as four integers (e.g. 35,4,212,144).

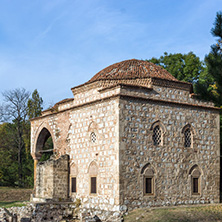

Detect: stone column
32,153,41,195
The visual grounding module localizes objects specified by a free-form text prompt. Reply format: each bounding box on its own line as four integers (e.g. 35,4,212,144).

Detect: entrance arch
33,127,55,159
36,127,54,161
32,126,55,190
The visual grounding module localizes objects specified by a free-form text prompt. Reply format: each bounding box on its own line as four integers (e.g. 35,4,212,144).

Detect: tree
0,123,18,186
27,89,43,119
203,11,222,107
1,88,30,187
148,52,205,83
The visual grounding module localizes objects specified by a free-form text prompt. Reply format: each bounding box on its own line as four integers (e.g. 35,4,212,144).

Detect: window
71,177,76,193
70,163,78,195
91,177,97,194
189,165,201,195
91,132,96,143
182,124,195,148
88,161,98,195
153,125,162,145
141,163,155,196
145,177,153,194
193,178,199,194
150,121,165,146
184,128,191,147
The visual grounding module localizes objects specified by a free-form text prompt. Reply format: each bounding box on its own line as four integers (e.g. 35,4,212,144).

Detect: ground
124,204,222,222
1,187,222,221
0,186,32,208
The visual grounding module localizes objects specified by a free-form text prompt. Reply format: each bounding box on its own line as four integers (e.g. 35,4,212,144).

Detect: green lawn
0,201,27,208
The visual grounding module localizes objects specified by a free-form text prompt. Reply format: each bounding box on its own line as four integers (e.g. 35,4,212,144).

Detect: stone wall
31,97,121,212
30,76,220,214
0,202,124,222
36,154,69,200
0,203,76,222
119,94,220,210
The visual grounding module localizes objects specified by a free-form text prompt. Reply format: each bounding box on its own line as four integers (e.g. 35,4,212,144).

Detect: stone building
30,59,220,215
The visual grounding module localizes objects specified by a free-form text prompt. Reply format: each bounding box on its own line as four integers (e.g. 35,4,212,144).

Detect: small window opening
71,177,76,193
184,128,191,147
193,177,199,194
91,132,96,143
145,177,153,194
153,125,161,145
91,177,97,194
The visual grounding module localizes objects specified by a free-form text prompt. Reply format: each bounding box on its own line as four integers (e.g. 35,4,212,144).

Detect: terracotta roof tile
88,59,179,83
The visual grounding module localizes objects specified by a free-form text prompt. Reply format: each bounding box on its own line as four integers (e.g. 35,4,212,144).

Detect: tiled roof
88,59,179,83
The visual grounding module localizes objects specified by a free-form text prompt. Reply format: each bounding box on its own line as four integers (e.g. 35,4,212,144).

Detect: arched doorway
36,127,54,161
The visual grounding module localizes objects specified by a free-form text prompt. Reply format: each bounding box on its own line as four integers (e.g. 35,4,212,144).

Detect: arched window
182,124,195,148
150,121,165,146
189,165,201,195
88,121,98,144
88,161,98,194
141,163,155,195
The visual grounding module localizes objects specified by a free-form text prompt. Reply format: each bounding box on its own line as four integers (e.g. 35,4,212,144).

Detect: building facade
30,59,220,214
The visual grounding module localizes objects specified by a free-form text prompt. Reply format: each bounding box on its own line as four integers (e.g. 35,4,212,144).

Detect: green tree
203,11,222,106
27,89,43,119
1,88,30,187
0,123,18,186
148,52,205,83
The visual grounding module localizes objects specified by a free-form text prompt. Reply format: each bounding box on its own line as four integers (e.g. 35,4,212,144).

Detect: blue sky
0,0,221,108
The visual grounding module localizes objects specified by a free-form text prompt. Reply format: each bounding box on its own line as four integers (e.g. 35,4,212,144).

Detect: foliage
148,51,205,83
39,137,54,162
27,89,43,119
195,11,222,107
0,89,44,188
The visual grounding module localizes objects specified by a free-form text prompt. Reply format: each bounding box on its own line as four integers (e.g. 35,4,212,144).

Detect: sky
0,0,221,108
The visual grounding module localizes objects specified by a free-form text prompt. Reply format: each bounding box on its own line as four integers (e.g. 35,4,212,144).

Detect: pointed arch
88,160,98,194
88,121,98,144
189,165,202,195
188,164,202,175
141,163,155,195
88,121,98,132
88,160,98,175
70,162,78,176
32,122,56,158
182,123,196,135
150,120,166,133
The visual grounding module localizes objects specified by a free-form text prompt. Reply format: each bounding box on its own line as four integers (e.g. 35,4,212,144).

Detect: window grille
153,125,161,145
91,132,96,143
184,128,191,147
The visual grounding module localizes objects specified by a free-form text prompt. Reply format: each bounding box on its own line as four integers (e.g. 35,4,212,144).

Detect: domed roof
88,59,179,83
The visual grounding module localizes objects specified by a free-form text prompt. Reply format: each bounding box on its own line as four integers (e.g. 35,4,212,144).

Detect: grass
124,204,222,222
0,186,32,206
0,201,27,208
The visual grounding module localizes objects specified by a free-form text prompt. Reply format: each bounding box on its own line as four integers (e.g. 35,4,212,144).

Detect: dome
88,59,179,83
